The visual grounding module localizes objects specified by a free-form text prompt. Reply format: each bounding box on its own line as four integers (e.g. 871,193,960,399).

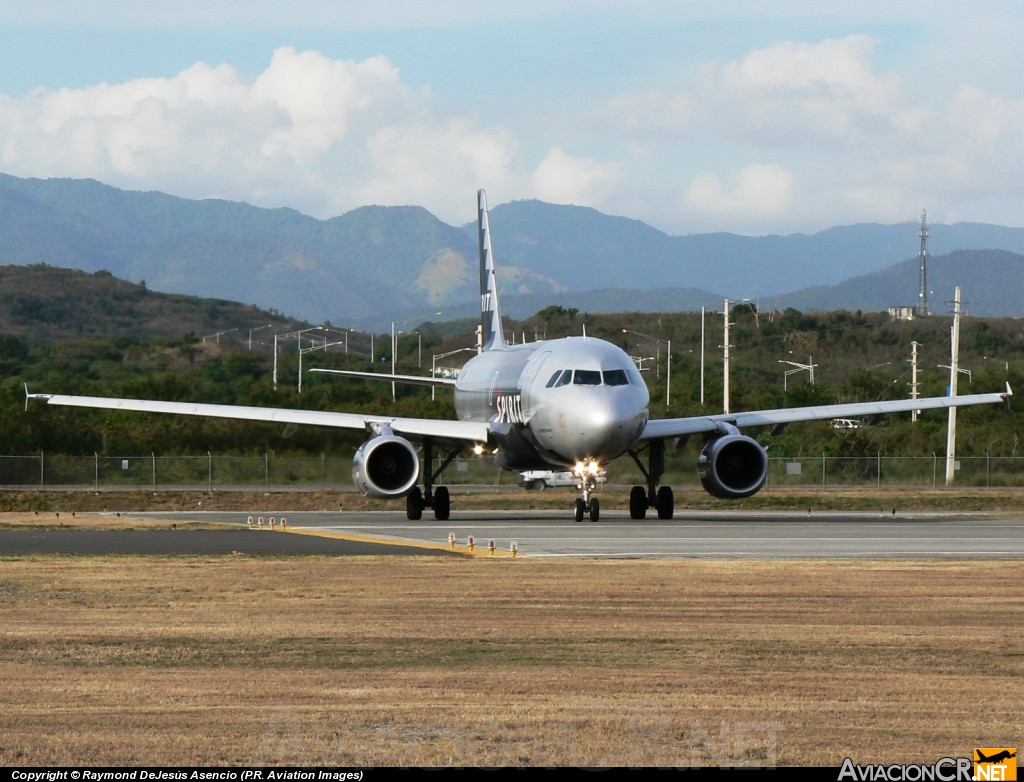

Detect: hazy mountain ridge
774,249,1024,316
0,264,301,343
3,173,1024,327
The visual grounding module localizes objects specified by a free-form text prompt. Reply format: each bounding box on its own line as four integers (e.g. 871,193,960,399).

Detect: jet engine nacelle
352,432,420,499
697,425,768,499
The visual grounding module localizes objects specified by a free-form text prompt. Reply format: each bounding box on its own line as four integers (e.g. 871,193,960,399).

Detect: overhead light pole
622,329,671,408
202,328,239,344
273,326,324,391
779,356,816,390
391,313,441,401
248,324,272,351
431,347,476,401
298,336,347,394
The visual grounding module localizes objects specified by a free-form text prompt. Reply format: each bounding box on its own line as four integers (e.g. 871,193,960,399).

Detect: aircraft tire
589,498,600,522
535,480,547,491
629,486,647,519
574,498,585,523
656,485,674,520
406,487,424,521
433,486,451,521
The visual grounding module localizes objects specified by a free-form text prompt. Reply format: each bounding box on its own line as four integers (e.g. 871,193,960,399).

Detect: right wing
27,393,489,443
640,384,1013,441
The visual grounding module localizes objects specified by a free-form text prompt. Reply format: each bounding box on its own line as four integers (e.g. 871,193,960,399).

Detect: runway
5,509,1020,558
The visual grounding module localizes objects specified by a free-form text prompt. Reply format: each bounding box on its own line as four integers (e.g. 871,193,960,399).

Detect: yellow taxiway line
273,525,519,558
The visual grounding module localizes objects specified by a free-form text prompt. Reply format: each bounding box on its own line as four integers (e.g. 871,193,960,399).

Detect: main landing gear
405,438,458,521
626,439,675,520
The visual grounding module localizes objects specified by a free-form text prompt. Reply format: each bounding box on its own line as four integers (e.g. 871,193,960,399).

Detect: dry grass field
0,501,1020,768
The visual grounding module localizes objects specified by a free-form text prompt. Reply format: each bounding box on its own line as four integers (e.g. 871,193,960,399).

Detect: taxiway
4,509,1020,558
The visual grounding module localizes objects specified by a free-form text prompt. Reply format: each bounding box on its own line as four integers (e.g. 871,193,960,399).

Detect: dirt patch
3,485,1024,515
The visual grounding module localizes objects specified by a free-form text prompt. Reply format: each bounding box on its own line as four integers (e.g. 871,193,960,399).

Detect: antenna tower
917,209,929,317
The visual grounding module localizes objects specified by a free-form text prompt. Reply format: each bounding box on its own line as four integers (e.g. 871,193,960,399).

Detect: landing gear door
519,350,552,420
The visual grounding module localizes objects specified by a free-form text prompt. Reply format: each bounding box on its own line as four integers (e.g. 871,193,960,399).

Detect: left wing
27,393,488,443
309,368,457,388
640,384,1012,441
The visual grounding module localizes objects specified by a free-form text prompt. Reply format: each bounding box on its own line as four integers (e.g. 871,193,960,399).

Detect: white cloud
0,47,538,223
604,89,694,134
355,118,521,219
529,148,625,206
685,164,794,222
593,30,1024,233
4,18,1024,237
721,35,894,105
713,35,908,147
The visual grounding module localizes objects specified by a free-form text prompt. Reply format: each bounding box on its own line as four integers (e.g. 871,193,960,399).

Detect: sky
2,1,1024,236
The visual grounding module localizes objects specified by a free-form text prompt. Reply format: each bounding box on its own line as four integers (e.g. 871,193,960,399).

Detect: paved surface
5,509,1019,559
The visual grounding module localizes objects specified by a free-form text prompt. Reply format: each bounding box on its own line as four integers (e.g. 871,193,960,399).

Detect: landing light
573,459,601,477
473,443,485,455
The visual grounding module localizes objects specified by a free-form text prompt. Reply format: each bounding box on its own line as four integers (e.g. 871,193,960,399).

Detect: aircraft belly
492,425,559,470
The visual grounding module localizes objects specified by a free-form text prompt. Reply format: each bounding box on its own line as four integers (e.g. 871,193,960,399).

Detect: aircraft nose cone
565,389,646,460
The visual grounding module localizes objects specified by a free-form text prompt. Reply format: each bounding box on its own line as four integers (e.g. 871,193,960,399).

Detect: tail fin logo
477,189,506,351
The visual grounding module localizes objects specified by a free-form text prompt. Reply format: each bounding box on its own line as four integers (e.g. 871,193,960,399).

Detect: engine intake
698,427,767,499
352,432,420,498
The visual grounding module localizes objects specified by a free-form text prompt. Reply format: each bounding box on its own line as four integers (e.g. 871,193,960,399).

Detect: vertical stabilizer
478,189,507,350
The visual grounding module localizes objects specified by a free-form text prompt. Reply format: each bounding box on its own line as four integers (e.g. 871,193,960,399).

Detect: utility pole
910,341,921,423
665,338,672,409
700,306,705,407
722,299,732,414
945,287,962,485
917,209,929,317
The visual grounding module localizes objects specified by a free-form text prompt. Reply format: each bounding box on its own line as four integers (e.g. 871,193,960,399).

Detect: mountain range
2,172,1023,328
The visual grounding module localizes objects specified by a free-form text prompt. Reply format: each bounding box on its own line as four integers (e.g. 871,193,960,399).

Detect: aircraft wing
310,368,458,388
27,393,489,443
640,385,1013,441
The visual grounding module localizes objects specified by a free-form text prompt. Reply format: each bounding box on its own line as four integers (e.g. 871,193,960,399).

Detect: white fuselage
453,337,650,469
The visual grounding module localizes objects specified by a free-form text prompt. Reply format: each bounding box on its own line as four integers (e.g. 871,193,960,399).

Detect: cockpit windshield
545,366,641,388
602,369,629,386
573,370,602,386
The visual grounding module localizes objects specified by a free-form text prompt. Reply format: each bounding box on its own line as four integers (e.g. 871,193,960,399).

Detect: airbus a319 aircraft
29,190,1012,522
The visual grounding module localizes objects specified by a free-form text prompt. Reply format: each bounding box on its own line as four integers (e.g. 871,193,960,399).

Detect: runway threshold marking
280,526,517,558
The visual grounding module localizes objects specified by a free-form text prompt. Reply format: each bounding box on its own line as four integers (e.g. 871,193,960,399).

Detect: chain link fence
765,454,1024,488
1,452,1023,490
0,452,504,490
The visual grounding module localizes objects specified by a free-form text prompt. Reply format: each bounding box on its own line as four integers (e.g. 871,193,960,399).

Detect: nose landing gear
572,460,603,522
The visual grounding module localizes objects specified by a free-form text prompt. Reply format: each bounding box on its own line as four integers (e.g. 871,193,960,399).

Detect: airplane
27,190,1013,523
976,751,1016,764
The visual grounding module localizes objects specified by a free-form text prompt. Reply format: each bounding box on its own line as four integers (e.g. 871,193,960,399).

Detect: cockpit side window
554,370,572,387
573,369,602,386
603,369,629,386
546,370,563,388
